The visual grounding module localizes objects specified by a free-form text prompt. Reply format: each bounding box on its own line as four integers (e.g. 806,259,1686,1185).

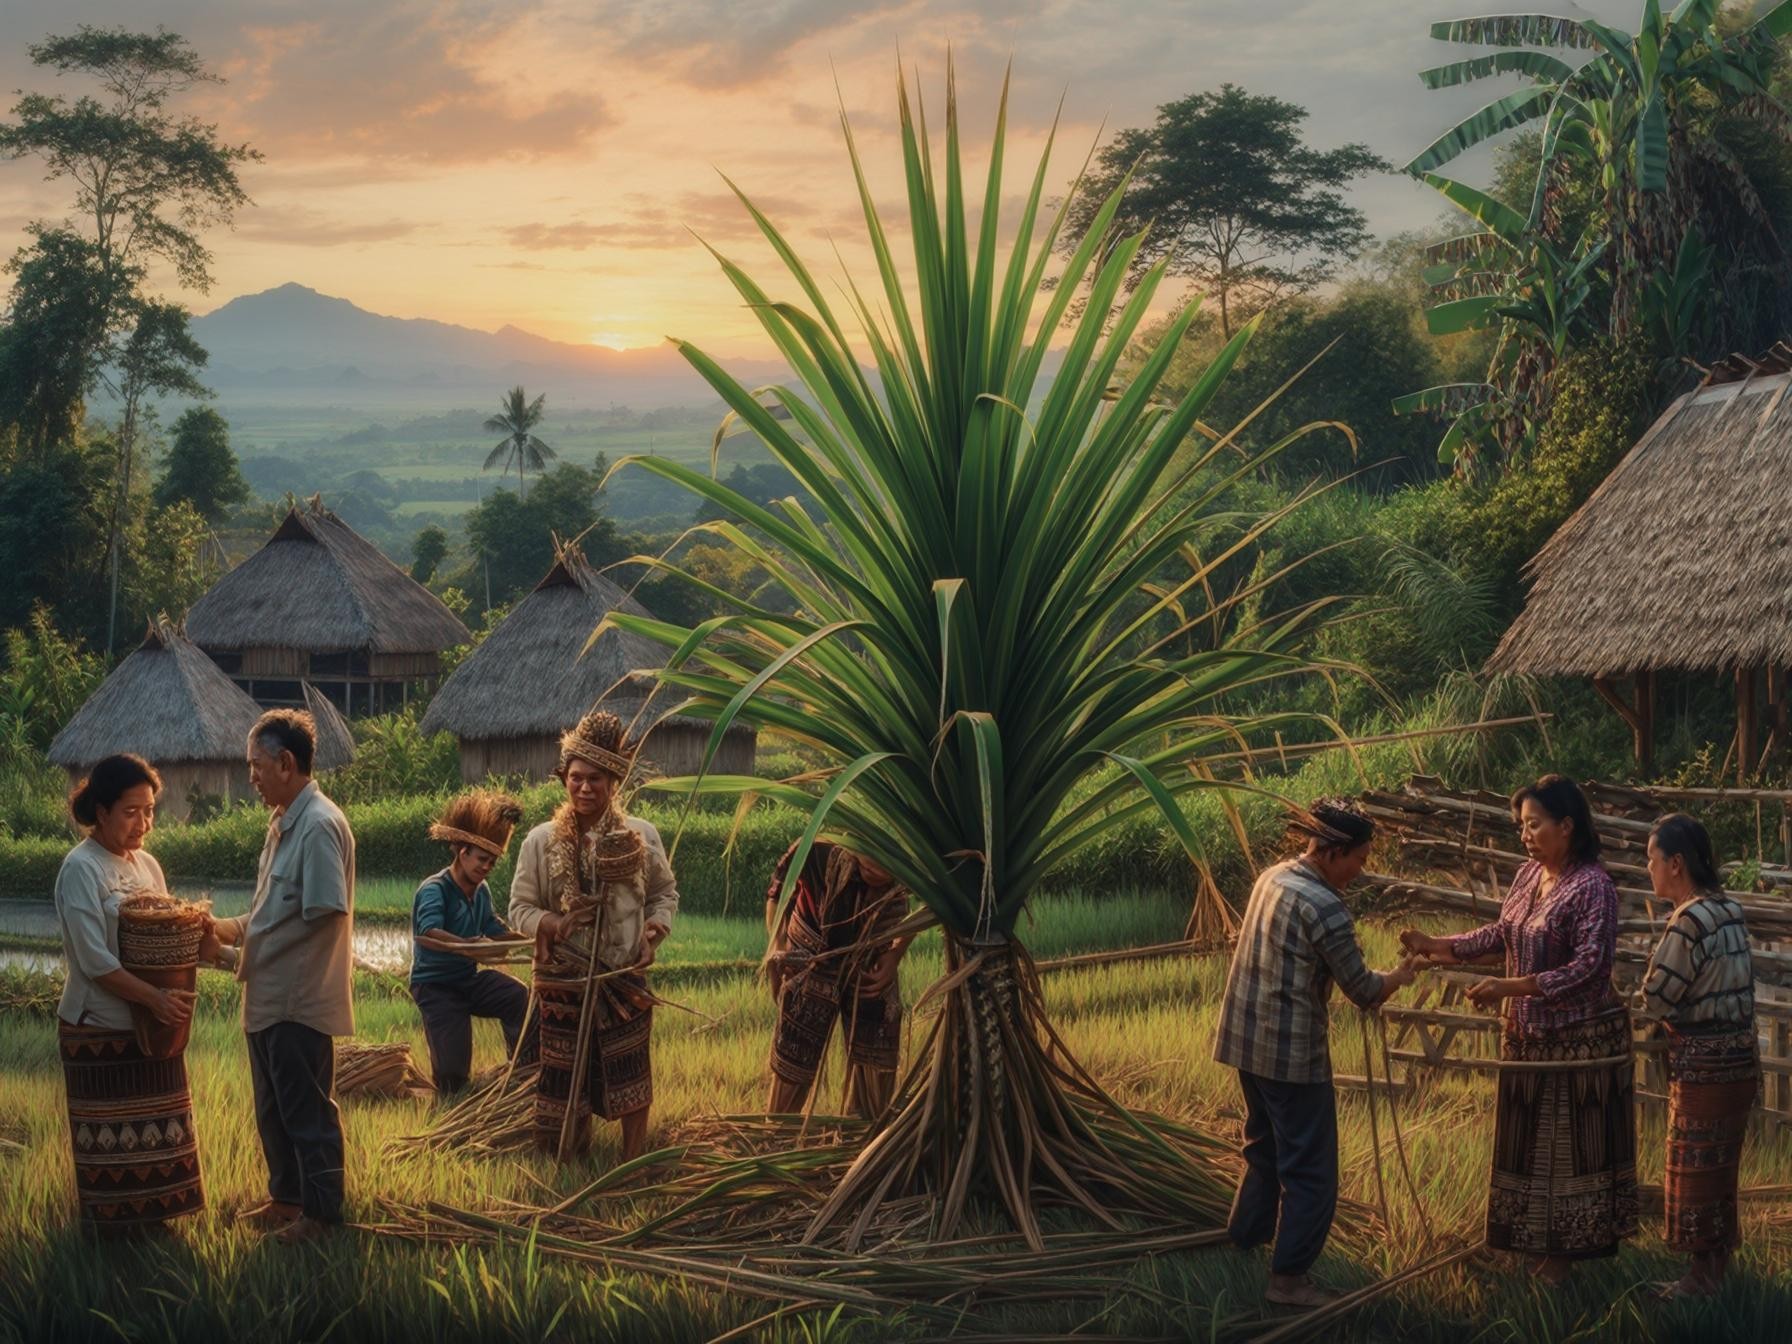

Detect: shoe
1264,1276,1341,1308
270,1215,338,1246
232,1200,301,1231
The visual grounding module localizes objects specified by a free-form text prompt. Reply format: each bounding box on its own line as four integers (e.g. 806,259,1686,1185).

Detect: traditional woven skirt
770,907,902,1090
1486,1009,1637,1258
1664,1024,1759,1254
59,1022,204,1228
534,971,653,1151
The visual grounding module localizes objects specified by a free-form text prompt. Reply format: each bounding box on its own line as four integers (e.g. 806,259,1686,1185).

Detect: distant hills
189,284,784,407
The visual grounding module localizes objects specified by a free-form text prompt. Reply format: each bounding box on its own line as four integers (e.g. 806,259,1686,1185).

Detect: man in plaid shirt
1213,800,1416,1308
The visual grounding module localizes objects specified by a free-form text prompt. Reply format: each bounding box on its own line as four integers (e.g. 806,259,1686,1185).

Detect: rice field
2,908,1789,1343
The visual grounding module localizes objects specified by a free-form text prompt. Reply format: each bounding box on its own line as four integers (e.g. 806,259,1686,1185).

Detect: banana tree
1408,1,1792,317
1393,175,1605,469
605,70,1347,1246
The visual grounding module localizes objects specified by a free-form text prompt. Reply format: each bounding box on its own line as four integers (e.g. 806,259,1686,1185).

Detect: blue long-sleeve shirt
410,869,508,987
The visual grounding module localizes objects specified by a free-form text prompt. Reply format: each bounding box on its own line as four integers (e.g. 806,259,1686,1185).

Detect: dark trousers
410,971,532,1094
1229,1069,1339,1276
246,1022,344,1222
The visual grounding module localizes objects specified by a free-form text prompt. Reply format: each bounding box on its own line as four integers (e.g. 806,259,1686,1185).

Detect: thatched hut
1488,354,1792,774
48,621,264,820
185,498,469,715
421,545,756,783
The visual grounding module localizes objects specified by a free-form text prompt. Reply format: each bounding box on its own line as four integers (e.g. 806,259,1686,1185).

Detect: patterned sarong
1664,1024,1758,1254
769,905,903,1090
1486,1009,1638,1258
534,971,653,1151
59,1022,203,1227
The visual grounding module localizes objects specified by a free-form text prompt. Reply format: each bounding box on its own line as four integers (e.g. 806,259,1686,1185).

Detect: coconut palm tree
605,68,1348,1247
482,386,556,499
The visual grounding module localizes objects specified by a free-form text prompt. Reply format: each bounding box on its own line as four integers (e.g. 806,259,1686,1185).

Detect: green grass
2,909,1788,1343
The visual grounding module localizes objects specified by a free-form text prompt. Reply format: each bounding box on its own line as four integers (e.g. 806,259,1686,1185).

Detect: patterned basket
117,897,209,970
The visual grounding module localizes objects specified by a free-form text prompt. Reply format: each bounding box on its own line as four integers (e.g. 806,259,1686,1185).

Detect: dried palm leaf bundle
336,1041,433,1099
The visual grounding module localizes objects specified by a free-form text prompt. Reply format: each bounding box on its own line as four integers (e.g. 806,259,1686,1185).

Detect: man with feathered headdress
409,789,532,1095
507,709,679,1161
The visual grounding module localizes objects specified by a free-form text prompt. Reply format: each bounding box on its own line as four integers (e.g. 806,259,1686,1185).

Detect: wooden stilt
1765,667,1786,765
1593,674,1653,771
1738,666,1760,782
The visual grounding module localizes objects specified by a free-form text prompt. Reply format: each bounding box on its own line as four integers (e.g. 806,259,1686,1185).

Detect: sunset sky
0,1,1645,358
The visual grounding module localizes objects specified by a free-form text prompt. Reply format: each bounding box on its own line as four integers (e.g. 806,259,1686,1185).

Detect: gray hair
248,708,316,775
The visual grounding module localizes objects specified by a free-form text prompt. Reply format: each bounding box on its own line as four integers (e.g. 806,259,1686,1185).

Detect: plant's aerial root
370,940,1430,1333
373,1190,1234,1327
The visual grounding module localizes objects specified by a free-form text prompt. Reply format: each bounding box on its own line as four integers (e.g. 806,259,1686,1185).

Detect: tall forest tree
0,25,258,646
155,405,249,521
1066,84,1388,336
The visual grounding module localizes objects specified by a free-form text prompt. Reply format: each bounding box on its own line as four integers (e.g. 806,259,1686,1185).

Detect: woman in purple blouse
1402,775,1637,1284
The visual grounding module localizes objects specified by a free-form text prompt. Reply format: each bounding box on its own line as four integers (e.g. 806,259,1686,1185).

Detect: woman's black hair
68,753,162,828
1293,798,1375,853
1510,773,1601,863
1650,812,1723,892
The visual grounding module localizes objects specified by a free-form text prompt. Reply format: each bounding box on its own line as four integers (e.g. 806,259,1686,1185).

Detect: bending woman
1401,774,1636,1284
53,754,203,1233
1640,813,1757,1299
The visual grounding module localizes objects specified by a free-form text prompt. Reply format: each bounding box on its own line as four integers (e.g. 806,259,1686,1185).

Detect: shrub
322,709,461,804
0,744,1419,911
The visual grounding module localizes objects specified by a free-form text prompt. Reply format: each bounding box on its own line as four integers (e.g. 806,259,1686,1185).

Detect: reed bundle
385,1062,541,1157
336,1041,433,1099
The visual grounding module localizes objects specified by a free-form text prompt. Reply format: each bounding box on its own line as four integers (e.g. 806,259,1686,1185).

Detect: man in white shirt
203,708,355,1244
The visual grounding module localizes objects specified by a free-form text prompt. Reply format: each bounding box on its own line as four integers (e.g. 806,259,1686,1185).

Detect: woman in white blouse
55,754,204,1232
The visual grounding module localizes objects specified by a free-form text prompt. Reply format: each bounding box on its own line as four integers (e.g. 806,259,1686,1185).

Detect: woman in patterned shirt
1401,775,1637,1284
1640,812,1757,1299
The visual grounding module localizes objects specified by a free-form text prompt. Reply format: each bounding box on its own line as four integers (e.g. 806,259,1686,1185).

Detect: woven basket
117,899,208,969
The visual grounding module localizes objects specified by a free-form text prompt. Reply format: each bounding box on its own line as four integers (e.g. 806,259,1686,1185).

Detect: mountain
189,283,783,406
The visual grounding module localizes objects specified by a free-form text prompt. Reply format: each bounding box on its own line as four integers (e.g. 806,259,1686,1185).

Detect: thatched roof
421,545,728,741
185,499,468,655
1489,371,1792,678
49,621,263,768
301,682,357,772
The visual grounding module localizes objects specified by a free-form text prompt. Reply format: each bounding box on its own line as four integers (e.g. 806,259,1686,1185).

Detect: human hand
151,988,196,1026
1399,929,1444,959
635,923,667,970
1383,957,1418,993
1464,976,1511,1009
533,911,567,964
197,925,223,966
860,948,901,995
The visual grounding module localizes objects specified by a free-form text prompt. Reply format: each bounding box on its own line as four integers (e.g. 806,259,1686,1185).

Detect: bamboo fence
1361,775,1792,1128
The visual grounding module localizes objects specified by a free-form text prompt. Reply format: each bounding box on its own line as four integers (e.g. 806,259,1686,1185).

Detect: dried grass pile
336,1041,434,1099
386,1061,540,1157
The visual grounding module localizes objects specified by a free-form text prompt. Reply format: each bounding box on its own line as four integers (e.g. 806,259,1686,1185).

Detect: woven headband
428,823,509,857
559,739,634,778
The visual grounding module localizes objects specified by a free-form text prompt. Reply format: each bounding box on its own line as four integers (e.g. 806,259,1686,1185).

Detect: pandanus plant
607,69,1345,1246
